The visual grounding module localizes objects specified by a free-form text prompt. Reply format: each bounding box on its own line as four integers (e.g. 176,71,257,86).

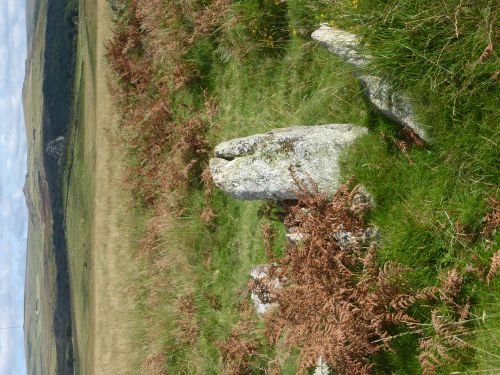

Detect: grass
337,0,499,370
62,6,96,372
63,0,143,373
117,3,372,372
105,0,499,373
23,1,55,373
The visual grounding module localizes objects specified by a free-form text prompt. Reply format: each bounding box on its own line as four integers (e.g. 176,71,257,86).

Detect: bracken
264,180,439,374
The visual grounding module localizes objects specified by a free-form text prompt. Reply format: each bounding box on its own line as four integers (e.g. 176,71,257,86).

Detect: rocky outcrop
209,124,368,200
45,136,66,166
312,24,429,142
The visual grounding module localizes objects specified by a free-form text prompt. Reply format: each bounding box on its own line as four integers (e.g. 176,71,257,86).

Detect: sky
0,0,28,374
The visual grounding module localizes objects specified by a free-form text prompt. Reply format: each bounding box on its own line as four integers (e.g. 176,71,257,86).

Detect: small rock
334,228,356,249
249,265,282,318
334,225,380,251
285,231,305,245
350,185,375,214
210,124,368,200
313,356,330,375
285,225,306,245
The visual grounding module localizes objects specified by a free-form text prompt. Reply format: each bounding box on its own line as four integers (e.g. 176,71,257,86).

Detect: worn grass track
64,0,140,373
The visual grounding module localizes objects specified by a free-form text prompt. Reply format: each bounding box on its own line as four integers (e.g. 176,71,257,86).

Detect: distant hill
23,0,78,374
25,0,42,60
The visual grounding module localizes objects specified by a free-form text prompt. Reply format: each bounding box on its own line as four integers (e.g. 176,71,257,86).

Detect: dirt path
91,0,139,373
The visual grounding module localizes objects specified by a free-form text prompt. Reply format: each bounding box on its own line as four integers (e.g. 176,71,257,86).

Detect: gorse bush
242,0,290,53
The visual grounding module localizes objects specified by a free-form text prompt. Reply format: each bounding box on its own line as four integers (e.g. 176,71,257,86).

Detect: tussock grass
336,0,500,372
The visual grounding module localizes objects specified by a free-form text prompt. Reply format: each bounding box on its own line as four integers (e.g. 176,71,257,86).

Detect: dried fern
264,182,439,374
486,249,500,284
418,309,471,375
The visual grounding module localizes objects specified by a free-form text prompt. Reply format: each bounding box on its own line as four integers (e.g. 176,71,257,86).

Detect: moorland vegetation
105,0,499,373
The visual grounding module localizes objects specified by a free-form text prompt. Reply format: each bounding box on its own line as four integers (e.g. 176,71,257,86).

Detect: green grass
63,62,94,375
132,30,368,372
62,0,98,372
336,0,499,371
343,1,497,372
116,0,499,373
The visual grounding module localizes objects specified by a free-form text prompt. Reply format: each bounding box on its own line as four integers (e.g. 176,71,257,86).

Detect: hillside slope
23,0,78,373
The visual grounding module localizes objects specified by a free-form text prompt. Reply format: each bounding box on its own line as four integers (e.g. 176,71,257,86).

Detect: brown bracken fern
481,196,500,237
107,0,230,211
263,180,439,374
418,308,471,375
106,1,231,373
216,304,261,375
486,249,500,284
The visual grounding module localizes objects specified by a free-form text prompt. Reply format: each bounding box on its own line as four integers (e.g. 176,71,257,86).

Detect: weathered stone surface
285,230,305,245
350,184,375,214
312,24,430,142
249,265,281,318
210,124,368,200
334,225,380,251
311,25,369,69
313,357,331,375
358,75,428,141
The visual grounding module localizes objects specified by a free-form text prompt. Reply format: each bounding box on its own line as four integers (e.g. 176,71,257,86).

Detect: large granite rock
312,24,430,142
209,124,368,200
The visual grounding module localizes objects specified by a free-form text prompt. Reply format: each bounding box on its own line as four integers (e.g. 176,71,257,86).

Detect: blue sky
0,0,28,374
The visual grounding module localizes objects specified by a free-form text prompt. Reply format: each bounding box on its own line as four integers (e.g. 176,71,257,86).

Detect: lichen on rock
209,124,368,200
